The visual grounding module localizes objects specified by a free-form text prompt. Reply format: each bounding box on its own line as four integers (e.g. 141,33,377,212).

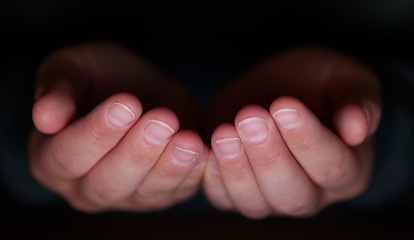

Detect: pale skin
28,43,381,218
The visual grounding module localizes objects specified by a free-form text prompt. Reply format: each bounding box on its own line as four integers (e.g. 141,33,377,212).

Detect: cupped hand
29,43,207,213
203,46,381,218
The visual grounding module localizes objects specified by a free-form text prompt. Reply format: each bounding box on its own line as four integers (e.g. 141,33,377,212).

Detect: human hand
28,43,207,213
203,46,381,218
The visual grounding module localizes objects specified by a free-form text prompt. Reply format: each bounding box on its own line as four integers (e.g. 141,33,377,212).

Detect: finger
202,149,234,212
270,96,371,198
33,43,113,134
235,104,320,217
123,143,207,212
30,92,142,182
135,129,204,201
31,42,177,134
322,50,382,146
333,98,382,146
115,131,205,213
75,107,179,210
212,123,271,219
171,144,209,201
32,81,77,134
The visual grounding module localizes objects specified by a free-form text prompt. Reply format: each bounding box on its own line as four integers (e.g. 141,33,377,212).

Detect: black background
1,1,414,238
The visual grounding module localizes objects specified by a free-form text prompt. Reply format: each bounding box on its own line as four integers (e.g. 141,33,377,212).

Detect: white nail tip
144,119,175,145
175,147,199,156
272,108,297,117
146,119,175,133
238,117,266,127
113,103,135,120
215,137,241,144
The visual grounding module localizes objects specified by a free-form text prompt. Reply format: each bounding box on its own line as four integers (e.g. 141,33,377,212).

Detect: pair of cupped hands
28,42,381,219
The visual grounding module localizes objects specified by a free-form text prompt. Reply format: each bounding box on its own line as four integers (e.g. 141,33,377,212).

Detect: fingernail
215,137,242,160
173,147,199,164
238,117,268,144
107,103,135,127
144,120,175,145
272,108,301,130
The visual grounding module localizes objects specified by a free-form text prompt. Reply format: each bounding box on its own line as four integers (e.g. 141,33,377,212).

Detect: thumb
33,80,80,134
33,46,91,134
328,60,382,147
332,97,381,146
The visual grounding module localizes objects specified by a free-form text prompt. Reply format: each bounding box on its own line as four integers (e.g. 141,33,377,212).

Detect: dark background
2,1,414,80
1,0,414,238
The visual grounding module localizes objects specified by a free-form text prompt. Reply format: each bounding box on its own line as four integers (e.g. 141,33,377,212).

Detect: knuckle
32,135,87,179
157,164,188,179
85,125,113,150
86,185,120,207
314,157,353,188
292,134,320,152
123,143,155,169
254,151,282,169
49,146,85,178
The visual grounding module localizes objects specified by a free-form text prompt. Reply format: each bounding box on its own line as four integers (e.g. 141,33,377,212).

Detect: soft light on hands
203,46,381,218
29,43,206,213
29,44,381,218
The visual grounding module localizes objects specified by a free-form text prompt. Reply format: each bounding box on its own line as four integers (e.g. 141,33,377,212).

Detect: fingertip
269,96,306,132
211,123,237,143
363,99,382,137
269,96,302,115
139,106,180,147
32,90,76,134
174,129,204,150
107,92,144,124
333,103,368,146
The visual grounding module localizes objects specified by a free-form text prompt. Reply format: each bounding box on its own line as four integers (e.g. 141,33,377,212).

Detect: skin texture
29,43,381,217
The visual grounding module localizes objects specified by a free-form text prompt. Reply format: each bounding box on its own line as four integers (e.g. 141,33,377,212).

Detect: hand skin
29,43,382,218
28,43,208,213
203,46,381,219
